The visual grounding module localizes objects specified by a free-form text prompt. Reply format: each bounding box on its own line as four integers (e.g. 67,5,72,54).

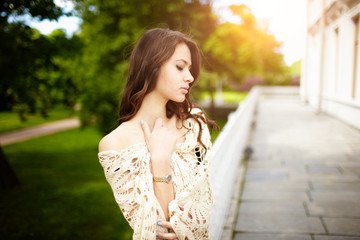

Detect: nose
185,70,194,83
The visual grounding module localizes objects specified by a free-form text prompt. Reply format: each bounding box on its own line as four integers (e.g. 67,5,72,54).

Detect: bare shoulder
190,106,204,115
98,121,145,153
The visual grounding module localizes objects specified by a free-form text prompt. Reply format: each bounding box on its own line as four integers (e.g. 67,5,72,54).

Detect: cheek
161,68,177,87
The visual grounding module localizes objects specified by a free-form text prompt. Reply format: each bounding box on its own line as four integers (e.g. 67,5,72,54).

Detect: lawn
0,106,76,134
200,91,248,104
0,127,133,240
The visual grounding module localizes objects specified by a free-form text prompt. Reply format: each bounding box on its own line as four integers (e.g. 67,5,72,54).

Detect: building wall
301,0,360,129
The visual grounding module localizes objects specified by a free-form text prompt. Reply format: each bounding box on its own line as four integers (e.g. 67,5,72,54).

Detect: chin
171,96,186,103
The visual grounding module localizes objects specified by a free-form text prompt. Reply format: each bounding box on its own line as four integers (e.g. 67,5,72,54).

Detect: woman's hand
141,117,177,220
141,117,177,164
156,221,178,240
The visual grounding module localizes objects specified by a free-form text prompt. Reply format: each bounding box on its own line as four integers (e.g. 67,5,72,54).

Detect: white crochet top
98,117,213,240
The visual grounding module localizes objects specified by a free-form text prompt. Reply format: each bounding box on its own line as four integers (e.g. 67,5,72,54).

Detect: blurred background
0,0,359,239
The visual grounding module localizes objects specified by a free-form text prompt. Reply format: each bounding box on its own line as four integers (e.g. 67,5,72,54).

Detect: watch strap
153,175,172,183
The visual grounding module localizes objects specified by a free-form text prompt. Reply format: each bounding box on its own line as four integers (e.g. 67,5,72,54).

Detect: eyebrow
176,59,192,66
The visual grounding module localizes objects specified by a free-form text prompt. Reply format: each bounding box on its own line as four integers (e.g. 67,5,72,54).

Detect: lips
180,87,189,94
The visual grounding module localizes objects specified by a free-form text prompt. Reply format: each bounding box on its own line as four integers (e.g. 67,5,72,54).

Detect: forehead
169,43,192,65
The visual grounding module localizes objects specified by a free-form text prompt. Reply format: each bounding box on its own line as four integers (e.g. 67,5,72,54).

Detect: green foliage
203,4,287,86
1,0,289,134
289,60,302,76
1,0,63,21
0,1,82,121
74,0,217,134
211,119,226,142
192,68,220,100
1,127,132,240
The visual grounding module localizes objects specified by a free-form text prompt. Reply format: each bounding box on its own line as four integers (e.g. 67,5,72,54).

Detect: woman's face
154,43,194,103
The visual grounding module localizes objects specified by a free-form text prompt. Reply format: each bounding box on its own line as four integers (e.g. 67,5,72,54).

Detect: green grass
0,127,133,240
211,120,227,142
200,91,248,104
0,106,76,134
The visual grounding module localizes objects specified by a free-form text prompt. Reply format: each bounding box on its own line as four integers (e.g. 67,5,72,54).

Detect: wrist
151,156,171,172
151,166,171,177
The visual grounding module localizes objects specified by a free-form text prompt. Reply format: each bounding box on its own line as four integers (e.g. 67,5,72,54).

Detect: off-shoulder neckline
98,118,200,156
98,133,192,156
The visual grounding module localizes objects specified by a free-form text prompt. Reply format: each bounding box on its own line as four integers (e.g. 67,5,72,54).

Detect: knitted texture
98,117,213,240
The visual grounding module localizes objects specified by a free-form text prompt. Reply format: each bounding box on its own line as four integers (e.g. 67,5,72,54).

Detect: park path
225,94,360,240
0,117,80,146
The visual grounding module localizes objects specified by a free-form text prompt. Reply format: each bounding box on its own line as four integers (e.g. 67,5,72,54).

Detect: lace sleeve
98,144,158,240
169,122,213,240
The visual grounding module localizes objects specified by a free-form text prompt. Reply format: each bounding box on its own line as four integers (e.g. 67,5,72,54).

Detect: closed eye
176,65,183,71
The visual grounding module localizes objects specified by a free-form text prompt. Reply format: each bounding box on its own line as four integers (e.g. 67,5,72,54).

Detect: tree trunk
0,145,20,190
210,90,216,119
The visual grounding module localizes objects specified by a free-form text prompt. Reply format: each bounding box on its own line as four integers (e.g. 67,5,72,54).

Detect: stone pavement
229,95,360,240
0,117,80,145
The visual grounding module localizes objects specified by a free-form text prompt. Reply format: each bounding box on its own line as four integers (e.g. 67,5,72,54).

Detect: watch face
166,175,172,182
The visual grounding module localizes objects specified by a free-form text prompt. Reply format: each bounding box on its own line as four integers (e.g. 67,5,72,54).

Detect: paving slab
243,181,308,191
307,202,360,217
238,202,307,216
337,162,360,168
307,165,341,174
235,215,325,234
323,218,360,235
310,191,360,202
310,180,360,190
342,167,360,176
247,160,283,168
245,169,288,181
314,235,360,240
290,173,359,181
234,233,312,240
241,191,309,201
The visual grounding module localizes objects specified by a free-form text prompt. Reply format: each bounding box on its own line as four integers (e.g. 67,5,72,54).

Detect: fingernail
140,120,144,125
157,222,163,226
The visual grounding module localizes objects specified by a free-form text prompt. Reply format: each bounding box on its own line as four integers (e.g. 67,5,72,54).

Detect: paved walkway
0,117,80,145
232,95,360,240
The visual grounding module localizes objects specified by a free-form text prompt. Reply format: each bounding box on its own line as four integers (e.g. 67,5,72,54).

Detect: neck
135,91,168,129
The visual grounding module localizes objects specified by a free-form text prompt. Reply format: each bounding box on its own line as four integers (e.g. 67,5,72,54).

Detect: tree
0,0,65,117
0,145,20,190
0,0,67,189
203,4,287,88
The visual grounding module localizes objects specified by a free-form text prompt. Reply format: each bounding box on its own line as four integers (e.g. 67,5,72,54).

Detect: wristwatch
153,175,172,183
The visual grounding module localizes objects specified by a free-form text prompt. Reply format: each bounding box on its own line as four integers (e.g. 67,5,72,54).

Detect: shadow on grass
0,127,132,240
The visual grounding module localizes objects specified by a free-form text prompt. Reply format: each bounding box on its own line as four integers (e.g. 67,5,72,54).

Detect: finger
158,221,174,230
140,120,151,142
156,232,177,239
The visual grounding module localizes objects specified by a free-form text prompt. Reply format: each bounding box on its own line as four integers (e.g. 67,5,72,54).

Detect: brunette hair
119,28,217,149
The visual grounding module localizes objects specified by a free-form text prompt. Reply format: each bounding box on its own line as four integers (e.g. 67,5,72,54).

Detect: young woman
98,28,217,240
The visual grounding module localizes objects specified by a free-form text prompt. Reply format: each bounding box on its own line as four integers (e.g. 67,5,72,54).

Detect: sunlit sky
28,0,307,66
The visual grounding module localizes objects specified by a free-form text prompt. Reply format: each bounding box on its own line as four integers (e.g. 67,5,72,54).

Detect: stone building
301,0,360,129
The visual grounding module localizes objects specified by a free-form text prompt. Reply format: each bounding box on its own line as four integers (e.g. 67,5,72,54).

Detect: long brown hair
119,28,217,149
